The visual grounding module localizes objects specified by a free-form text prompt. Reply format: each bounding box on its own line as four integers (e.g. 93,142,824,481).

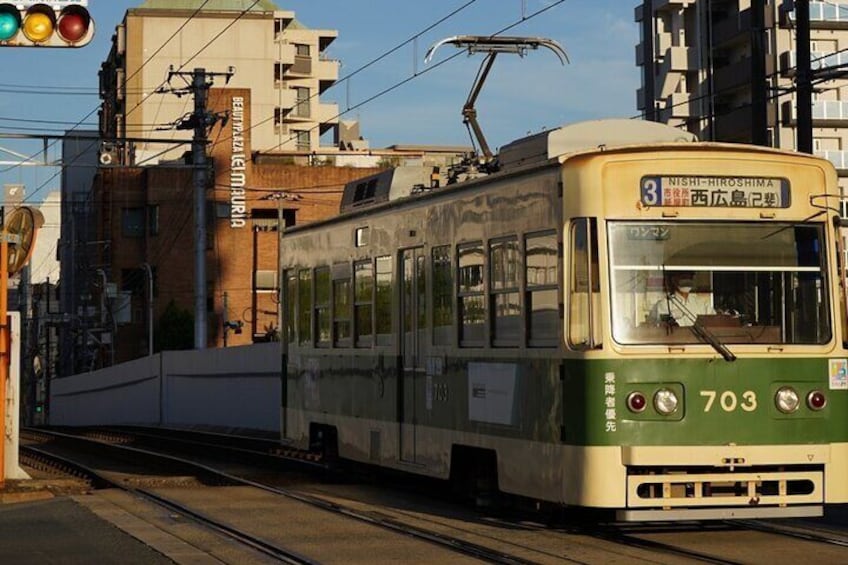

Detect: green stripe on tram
563,357,848,447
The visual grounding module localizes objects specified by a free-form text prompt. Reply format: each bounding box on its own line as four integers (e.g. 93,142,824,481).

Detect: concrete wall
50,342,281,434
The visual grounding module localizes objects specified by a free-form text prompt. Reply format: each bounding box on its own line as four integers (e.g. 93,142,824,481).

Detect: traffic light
0,2,94,47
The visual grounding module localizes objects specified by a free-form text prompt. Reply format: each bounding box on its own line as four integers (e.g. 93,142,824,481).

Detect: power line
211,0,567,159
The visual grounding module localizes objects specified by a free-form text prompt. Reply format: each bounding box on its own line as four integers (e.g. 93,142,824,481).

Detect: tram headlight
806,390,827,411
653,388,679,415
775,386,800,413
626,391,647,413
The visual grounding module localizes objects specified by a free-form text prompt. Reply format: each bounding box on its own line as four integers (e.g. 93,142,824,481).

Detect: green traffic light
0,11,18,41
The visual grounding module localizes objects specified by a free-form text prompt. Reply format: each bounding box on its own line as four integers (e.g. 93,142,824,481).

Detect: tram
278,119,848,520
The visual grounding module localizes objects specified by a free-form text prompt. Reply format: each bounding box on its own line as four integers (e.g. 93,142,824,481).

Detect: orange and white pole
0,231,8,489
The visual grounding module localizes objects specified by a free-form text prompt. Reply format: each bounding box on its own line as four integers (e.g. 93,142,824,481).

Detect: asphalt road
0,497,172,565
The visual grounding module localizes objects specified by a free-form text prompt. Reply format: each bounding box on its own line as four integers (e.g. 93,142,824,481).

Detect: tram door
400,247,425,462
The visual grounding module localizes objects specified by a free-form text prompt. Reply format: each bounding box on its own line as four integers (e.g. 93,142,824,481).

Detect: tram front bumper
612,443,848,520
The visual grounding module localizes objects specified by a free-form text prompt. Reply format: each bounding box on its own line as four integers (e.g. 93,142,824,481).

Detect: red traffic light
0,2,94,47
57,5,89,43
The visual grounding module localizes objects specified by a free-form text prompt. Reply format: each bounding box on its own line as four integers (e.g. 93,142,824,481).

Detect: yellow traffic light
22,9,53,43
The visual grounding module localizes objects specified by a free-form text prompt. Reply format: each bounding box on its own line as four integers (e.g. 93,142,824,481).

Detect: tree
154,300,194,351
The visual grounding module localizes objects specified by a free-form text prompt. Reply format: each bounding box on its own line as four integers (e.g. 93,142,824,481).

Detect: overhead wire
210,0,566,161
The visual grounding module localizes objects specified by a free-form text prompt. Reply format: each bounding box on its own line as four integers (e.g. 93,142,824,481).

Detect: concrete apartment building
99,0,343,166
635,0,848,191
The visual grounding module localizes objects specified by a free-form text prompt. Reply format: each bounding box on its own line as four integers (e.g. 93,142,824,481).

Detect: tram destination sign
640,175,790,208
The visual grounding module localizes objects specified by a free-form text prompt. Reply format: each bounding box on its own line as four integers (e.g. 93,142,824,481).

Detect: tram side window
526,231,559,347
375,255,393,346
432,245,453,346
568,218,601,349
297,269,312,345
314,267,331,347
354,259,373,347
285,270,296,344
458,241,486,347
333,277,352,347
490,237,521,347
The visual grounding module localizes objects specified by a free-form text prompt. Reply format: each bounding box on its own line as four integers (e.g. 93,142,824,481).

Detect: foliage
154,300,194,351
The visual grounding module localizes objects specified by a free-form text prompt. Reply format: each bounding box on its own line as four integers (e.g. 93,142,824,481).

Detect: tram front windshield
608,222,830,345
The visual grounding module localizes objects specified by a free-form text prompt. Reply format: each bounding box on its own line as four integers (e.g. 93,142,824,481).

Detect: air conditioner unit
99,142,119,166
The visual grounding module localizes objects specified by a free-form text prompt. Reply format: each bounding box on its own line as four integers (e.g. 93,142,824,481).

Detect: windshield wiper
668,294,736,362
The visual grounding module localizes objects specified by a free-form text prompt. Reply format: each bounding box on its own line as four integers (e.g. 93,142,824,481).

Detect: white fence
49,342,282,433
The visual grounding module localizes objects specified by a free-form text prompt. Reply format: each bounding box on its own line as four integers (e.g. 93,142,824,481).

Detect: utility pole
641,0,658,122
163,67,233,349
751,0,768,146
796,0,813,154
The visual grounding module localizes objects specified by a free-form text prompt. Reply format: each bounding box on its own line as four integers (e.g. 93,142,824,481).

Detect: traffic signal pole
0,224,8,488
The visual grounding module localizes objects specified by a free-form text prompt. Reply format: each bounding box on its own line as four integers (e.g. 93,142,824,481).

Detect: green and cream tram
279,120,848,520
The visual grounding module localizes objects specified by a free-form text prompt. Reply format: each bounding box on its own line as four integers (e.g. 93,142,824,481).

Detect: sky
0,0,640,206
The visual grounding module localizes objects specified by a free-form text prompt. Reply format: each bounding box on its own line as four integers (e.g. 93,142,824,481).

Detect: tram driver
650,271,714,327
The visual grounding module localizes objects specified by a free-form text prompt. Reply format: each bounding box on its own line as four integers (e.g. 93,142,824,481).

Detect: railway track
21,428,541,564
23,427,848,564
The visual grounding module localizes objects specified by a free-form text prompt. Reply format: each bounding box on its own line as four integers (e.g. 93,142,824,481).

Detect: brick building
93,87,384,364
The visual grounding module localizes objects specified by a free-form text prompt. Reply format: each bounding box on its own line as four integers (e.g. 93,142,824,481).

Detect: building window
333,277,351,347
526,231,558,347
121,207,144,238
457,241,485,346
490,237,521,347
355,227,369,247
375,255,393,345
314,267,330,347
298,269,312,345
295,130,310,151
432,245,453,346
354,259,373,347
293,44,312,74
285,270,296,344
294,87,310,118
255,270,277,292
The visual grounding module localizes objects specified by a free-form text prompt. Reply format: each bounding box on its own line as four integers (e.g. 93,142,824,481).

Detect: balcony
713,103,777,142
783,1,848,29
314,57,339,83
713,56,775,94
314,101,339,125
780,50,848,78
652,0,697,12
712,7,775,48
275,89,297,109
277,42,295,66
658,46,695,97
664,92,697,119
782,100,848,126
816,150,848,170
286,55,312,77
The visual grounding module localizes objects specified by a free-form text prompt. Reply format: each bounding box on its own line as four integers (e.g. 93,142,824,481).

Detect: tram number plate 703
700,390,757,413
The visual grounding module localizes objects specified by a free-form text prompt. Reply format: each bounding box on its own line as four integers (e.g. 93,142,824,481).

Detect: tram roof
499,119,698,170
